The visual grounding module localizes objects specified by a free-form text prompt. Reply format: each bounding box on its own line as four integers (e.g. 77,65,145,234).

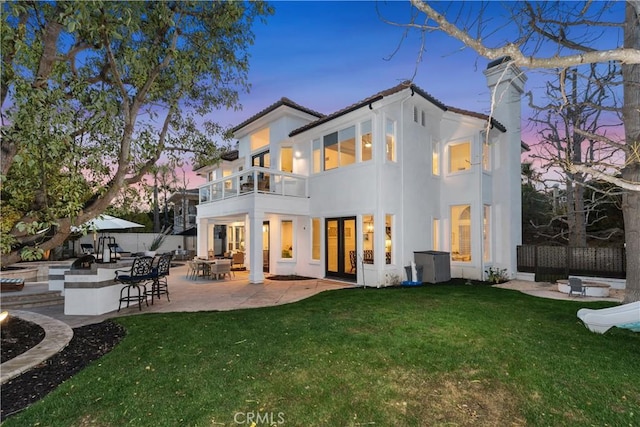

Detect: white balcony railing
199,167,307,204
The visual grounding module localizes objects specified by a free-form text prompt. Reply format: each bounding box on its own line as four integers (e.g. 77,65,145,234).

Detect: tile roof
220,149,239,161
232,97,325,134
289,81,506,136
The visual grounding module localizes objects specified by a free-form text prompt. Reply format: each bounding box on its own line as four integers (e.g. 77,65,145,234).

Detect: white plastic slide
577,301,640,334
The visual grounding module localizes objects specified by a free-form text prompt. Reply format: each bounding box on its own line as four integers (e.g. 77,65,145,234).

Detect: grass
5,281,640,426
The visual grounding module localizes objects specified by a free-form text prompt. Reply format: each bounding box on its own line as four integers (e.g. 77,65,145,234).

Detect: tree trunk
568,181,587,247
622,1,640,302
623,170,640,302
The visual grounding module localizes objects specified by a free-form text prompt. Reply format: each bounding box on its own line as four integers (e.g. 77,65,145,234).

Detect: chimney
483,57,527,279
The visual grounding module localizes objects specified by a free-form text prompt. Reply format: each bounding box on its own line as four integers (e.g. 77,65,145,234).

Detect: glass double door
326,217,356,281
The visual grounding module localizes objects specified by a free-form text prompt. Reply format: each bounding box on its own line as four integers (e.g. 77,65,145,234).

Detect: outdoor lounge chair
568,277,586,297
80,243,95,255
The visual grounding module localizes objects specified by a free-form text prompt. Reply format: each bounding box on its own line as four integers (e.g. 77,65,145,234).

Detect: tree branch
410,0,640,66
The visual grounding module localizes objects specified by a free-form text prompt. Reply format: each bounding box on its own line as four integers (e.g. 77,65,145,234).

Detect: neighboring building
168,189,200,235
196,59,526,284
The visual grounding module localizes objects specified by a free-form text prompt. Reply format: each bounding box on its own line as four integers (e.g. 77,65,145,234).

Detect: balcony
199,167,308,204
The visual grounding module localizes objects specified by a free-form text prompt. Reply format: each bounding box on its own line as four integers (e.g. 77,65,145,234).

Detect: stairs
0,282,64,309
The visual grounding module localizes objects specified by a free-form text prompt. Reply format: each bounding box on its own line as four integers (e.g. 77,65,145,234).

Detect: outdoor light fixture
0,311,8,324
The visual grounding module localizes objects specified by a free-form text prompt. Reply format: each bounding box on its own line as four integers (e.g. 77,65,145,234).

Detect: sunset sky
186,1,623,186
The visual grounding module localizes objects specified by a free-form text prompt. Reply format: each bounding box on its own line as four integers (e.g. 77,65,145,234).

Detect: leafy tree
0,1,272,266
406,1,640,302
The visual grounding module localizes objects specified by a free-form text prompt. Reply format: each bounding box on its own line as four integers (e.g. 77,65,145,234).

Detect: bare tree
528,65,623,247
406,1,640,301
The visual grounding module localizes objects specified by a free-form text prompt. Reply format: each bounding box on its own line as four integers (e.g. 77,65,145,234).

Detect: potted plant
144,228,170,257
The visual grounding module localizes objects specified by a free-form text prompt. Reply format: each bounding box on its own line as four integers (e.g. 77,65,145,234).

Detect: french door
325,217,357,281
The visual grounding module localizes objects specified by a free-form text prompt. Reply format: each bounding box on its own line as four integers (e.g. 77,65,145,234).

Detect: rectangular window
227,225,245,252
385,214,393,264
360,120,372,162
432,141,440,176
339,125,356,167
281,147,293,173
312,138,321,173
323,132,339,171
385,119,396,162
281,220,293,259
483,205,491,262
413,106,418,123
451,205,471,262
311,218,321,260
250,127,270,152
449,141,471,173
421,110,426,127
363,214,374,264
432,218,440,251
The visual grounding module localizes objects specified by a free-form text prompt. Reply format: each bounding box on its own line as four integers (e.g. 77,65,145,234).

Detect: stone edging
1,310,74,384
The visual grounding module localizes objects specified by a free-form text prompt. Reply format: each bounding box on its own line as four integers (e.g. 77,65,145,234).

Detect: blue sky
188,1,623,185
211,1,500,132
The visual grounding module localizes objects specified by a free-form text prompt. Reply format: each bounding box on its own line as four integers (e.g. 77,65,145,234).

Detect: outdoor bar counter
50,260,135,315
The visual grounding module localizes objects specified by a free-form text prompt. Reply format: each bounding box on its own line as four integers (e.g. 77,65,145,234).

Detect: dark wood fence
517,245,626,282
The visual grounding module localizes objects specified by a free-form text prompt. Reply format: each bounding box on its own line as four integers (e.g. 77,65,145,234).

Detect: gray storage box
414,251,451,283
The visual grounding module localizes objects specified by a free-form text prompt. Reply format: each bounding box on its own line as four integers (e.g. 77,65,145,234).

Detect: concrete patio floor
14,263,355,328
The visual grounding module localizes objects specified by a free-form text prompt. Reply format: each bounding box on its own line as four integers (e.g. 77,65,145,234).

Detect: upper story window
250,127,270,152
448,141,471,173
385,118,396,162
313,120,373,173
421,110,426,127
323,125,356,171
432,140,440,176
252,150,270,168
280,146,293,173
361,120,372,162
413,106,418,123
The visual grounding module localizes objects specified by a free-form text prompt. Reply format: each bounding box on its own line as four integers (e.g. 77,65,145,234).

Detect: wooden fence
517,245,626,282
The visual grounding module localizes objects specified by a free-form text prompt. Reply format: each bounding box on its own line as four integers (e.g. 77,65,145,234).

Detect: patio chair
147,253,172,304
232,252,244,269
116,256,154,311
568,277,586,297
215,259,233,280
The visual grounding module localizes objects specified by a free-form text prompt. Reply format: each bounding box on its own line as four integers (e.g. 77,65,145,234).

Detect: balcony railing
199,167,307,204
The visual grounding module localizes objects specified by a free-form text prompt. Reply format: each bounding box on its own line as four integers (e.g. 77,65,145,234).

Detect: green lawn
6,283,639,426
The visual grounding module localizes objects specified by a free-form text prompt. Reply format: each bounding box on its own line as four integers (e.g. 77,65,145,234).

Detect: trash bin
414,251,451,283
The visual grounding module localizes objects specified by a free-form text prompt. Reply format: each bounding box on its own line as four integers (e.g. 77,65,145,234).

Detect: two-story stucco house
196,59,526,285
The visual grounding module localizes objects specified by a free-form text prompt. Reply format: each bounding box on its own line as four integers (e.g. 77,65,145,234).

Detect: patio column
248,211,265,284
